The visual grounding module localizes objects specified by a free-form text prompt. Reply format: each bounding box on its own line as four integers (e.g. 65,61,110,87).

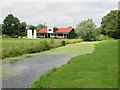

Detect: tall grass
2,38,82,59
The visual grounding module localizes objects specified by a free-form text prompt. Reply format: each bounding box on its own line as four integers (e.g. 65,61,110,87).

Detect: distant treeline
1,10,120,40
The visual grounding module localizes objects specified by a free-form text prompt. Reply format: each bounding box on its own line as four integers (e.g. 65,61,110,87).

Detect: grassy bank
2,38,82,60
32,40,118,88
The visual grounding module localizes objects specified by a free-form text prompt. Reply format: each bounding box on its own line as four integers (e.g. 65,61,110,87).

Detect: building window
58,33,63,36
51,33,54,36
49,29,51,31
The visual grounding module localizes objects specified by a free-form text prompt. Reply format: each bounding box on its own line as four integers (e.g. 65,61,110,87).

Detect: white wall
47,28,53,33
33,30,37,39
27,30,33,39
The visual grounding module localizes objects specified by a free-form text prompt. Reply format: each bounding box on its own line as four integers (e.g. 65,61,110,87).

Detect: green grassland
1,37,82,62
32,40,118,88
2,37,81,49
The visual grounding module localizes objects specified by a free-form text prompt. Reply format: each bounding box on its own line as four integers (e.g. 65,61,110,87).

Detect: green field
2,38,79,49
32,40,118,88
2,37,82,62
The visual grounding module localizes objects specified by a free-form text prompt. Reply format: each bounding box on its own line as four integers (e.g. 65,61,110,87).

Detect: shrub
76,19,100,41
42,40,51,51
2,47,23,58
49,39,54,48
61,40,66,46
54,37,58,39
27,46,37,53
97,34,110,41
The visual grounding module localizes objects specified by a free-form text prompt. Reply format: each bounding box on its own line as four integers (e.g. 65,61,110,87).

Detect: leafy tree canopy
53,26,58,32
0,24,2,36
101,10,120,39
20,22,27,30
75,19,99,41
2,14,21,37
28,25,37,30
19,22,27,37
36,23,47,31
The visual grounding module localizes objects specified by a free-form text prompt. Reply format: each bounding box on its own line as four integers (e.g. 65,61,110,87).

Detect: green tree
2,14,21,37
76,19,99,41
28,25,36,30
36,23,47,31
53,26,58,32
0,24,2,36
28,25,37,35
19,22,27,37
20,22,27,30
101,10,120,39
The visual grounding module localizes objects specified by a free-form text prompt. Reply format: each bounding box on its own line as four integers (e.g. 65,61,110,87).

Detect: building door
48,33,50,38
45,34,47,38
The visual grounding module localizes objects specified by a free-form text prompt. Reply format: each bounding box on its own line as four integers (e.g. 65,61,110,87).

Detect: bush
54,37,58,39
2,47,24,58
76,19,100,41
42,40,51,51
49,39,54,48
97,34,110,41
61,40,66,46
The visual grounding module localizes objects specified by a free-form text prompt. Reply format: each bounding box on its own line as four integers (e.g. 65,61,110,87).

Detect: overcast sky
0,0,119,28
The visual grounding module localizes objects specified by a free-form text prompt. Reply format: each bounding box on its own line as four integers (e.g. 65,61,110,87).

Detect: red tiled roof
55,28,72,33
38,28,72,33
39,28,47,33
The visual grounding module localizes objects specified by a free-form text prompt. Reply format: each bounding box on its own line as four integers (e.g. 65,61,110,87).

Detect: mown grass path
32,40,118,88
2,42,96,88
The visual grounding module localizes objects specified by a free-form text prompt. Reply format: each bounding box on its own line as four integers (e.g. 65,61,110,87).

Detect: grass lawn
32,40,118,88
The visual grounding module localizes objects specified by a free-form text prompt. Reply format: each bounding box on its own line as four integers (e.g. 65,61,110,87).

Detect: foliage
97,34,111,41
0,24,2,36
2,14,21,37
2,14,27,37
61,40,66,46
28,25,36,30
68,29,77,39
28,25,37,34
101,10,120,39
32,40,118,88
76,19,100,41
20,22,27,30
36,23,47,31
53,26,58,32
19,22,27,37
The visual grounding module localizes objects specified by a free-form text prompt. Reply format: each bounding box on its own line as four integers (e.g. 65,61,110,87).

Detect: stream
2,54,74,88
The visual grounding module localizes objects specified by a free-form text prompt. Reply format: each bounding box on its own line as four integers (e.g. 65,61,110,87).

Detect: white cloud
0,1,118,27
